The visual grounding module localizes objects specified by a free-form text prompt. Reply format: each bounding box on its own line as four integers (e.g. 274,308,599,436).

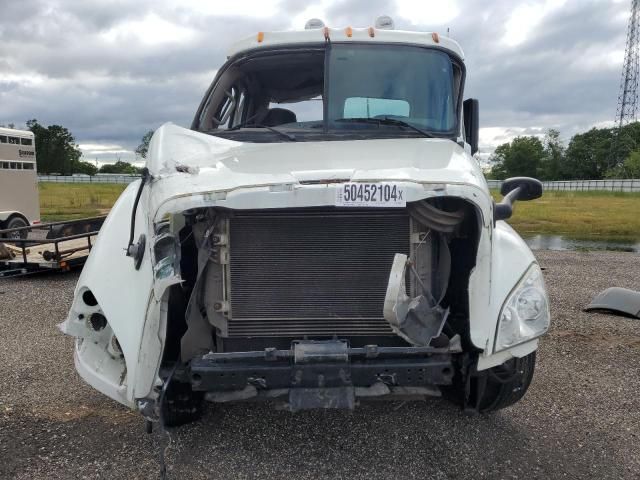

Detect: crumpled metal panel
383,253,448,346
585,287,640,319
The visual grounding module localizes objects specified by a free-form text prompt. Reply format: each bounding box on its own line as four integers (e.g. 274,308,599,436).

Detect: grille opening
168,199,480,361
226,208,412,338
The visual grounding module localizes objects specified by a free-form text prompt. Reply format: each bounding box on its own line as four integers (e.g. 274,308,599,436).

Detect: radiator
226,209,411,337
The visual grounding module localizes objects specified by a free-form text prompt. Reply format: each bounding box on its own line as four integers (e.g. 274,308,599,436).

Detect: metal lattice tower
610,0,640,169
615,0,640,128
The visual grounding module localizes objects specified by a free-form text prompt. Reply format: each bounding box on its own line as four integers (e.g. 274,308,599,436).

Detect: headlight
495,263,550,352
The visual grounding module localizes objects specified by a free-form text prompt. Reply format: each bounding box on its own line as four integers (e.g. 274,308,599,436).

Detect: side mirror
463,98,479,155
495,177,543,221
500,177,543,200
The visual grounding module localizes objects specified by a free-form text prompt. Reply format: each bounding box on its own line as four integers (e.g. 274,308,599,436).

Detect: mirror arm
494,186,522,222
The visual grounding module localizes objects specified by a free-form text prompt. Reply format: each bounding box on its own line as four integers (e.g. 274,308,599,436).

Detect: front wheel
444,351,537,413
161,381,205,427
477,351,536,413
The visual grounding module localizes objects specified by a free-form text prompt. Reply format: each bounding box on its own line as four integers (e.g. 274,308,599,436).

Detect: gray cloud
0,0,631,161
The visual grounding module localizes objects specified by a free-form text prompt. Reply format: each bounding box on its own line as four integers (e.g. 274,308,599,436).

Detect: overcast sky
0,0,631,164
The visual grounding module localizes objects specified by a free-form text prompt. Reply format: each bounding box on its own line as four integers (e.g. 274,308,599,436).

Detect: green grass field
492,190,640,241
38,183,640,241
39,182,127,221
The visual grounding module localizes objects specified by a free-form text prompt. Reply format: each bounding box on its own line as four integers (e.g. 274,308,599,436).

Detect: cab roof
227,26,465,61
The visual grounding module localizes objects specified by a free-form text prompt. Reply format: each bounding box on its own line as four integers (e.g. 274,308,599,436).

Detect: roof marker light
368,27,375,38
432,32,440,43
375,15,394,30
305,18,325,29
345,26,353,37
257,31,264,43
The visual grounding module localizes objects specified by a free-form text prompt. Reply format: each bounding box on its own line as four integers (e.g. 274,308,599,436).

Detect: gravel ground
0,250,639,479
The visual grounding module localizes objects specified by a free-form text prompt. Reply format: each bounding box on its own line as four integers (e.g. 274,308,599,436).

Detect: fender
59,181,154,407
0,211,29,225
475,220,538,370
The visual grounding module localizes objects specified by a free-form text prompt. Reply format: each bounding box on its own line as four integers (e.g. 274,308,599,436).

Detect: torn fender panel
585,287,640,318
74,338,132,408
59,182,155,406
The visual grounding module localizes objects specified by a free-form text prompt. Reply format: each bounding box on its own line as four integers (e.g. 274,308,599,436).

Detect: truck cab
62,19,549,425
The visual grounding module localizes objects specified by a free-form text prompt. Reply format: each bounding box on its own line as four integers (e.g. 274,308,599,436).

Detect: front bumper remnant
188,340,460,411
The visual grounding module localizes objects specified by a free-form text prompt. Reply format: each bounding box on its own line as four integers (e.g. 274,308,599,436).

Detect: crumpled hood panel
146,123,488,190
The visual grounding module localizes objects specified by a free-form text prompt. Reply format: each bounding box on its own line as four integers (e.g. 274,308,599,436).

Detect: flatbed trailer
0,216,106,278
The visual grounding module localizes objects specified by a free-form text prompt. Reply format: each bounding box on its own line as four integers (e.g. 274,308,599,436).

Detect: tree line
489,122,640,180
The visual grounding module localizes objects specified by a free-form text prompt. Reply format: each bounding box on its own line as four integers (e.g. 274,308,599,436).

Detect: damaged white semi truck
61,19,550,426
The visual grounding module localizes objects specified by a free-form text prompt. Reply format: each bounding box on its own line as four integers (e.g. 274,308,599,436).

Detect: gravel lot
1,250,639,479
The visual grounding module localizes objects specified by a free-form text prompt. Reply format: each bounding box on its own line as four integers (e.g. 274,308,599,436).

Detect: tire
4,216,29,240
477,351,536,413
161,381,205,427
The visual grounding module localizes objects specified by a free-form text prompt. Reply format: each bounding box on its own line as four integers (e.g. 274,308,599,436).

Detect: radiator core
226,209,411,337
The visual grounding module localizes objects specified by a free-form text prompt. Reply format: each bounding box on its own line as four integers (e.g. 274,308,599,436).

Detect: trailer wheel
477,351,536,413
4,216,29,240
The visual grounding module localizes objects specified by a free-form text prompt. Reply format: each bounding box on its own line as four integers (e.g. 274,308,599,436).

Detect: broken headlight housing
495,263,550,352
153,220,180,280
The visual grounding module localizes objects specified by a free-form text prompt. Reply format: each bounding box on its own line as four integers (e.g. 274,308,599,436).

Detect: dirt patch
552,329,640,348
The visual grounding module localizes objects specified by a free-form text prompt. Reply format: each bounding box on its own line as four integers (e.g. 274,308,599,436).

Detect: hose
408,200,465,233
126,167,150,254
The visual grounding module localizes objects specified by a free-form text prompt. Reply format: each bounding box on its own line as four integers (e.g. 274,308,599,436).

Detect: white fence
37,175,640,192
486,179,640,192
38,174,139,184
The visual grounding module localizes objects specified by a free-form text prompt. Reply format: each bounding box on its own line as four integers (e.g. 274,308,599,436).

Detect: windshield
197,43,461,141
327,44,457,133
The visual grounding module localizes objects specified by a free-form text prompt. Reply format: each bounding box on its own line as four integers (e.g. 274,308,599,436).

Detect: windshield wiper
227,122,296,141
335,117,436,138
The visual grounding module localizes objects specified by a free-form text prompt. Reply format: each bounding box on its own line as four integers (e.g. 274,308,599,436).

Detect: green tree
562,128,612,179
99,160,141,174
561,122,640,179
135,130,154,159
625,150,640,177
488,143,509,179
488,136,545,179
538,129,564,180
26,119,82,174
74,161,98,176
606,150,640,178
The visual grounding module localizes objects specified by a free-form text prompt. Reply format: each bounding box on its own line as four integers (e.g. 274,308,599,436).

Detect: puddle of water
524,234,640,253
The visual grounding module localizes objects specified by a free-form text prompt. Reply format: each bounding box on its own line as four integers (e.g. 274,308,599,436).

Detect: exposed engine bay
152,197,482,412
165,198,479,357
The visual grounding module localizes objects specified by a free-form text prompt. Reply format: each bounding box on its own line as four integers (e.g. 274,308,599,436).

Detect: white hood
146,123,491,218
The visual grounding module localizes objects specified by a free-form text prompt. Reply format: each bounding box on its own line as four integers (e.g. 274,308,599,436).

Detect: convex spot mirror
495,177,543,221
500,177,543,201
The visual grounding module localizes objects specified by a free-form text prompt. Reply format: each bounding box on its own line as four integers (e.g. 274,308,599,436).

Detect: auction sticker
335,183,406,207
